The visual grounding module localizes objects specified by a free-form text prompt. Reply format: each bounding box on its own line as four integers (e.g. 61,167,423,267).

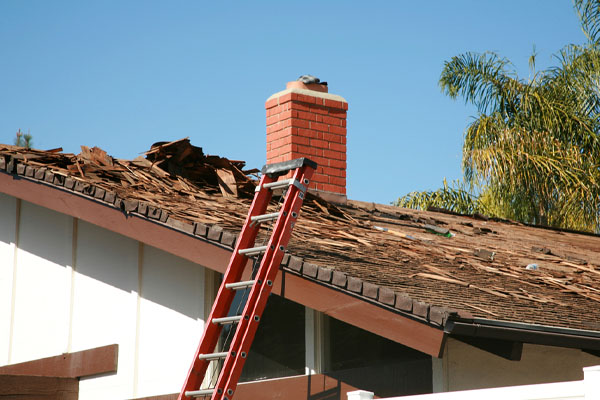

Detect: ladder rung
225,280,256,290
250,212,280,223
185,388,214,397
263,178,295,190
198,351,228,361
239,245,268,256
212,315,242,325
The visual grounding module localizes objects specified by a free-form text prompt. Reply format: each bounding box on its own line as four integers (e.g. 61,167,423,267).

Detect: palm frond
575,0,600,44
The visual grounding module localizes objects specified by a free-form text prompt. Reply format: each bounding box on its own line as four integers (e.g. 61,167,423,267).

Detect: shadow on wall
10,200,205,320
307,373,342,400
236,359,432,400
319,359,432,399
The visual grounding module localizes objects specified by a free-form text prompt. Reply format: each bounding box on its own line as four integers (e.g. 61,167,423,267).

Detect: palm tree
397,0,600,232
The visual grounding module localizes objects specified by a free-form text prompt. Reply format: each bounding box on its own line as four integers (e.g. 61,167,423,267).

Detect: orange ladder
178,158,317,400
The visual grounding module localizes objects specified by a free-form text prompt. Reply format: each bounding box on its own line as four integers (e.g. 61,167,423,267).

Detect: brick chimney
266,78,348,203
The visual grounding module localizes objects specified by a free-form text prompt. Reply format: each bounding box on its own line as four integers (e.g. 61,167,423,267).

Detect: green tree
14,129,33,149
396,0,600,232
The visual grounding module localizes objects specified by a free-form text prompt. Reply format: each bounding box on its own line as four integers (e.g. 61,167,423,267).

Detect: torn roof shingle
2,139,600,333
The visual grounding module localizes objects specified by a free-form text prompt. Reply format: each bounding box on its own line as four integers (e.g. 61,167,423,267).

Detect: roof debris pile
0,138,260,228
2,140,600,332
143,139,257,198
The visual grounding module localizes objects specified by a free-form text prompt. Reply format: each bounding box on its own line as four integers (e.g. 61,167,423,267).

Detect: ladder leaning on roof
178,157,317,400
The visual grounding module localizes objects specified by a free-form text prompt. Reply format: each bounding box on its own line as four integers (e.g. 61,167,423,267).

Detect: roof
2,139,600,338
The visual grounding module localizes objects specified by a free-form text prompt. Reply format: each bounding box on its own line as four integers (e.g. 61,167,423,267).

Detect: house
1,79,599,400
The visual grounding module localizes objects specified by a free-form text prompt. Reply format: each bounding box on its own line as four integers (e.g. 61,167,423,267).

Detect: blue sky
0,1,587,204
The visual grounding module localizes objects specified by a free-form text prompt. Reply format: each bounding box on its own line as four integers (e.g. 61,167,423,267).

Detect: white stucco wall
435,338,600,392
135,244,205,398
73,220,139,399
10,201,73,363
0,193,16,365
0,195,210,400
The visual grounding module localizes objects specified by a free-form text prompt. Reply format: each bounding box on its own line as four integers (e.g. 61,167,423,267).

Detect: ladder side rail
213,165,315,400
209,174,304,399
178,173,276,400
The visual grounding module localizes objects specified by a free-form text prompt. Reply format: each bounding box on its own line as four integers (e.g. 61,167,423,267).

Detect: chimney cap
297,75,328,86
286,75,329,93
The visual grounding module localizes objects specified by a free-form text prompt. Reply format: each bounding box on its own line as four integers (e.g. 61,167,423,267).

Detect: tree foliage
14,129,33,149
396,0,600,232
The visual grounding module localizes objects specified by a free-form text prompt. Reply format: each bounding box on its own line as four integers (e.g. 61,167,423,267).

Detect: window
324,317,432,397
239,294,305,382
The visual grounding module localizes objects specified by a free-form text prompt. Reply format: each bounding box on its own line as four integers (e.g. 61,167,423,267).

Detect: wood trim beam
274,272,445,357
0,344,118,378
0,375,78,399
129,373,362,400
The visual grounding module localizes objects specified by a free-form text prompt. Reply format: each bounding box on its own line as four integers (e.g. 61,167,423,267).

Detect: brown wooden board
0,344,118,378
0,375,78,399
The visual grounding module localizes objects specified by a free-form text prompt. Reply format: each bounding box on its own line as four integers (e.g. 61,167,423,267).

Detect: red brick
266,106,282,117
329,142,346,153
329,109,347,118
279,93,293,104
329,125,346,135
323,133,343,144
323,149,344,160
290,102,311,112
329,159,346,169
290,119,310,129
312,173,329,184
296,94,318,104
310,156,330,167
293,135,310,146
266,128,292,142
309,106,329,115
266,123,282,134
323,183,344,193
310,121,329,132
266,115,279,126
297,144,322,157
322,166,342,177
265,98,279,109
297,111,317,121
324,99,343,109
268,103,291,116
298,128,320,139
270,136,292,150
322,115,342,126
278,110,295,121
341,119,347,128
310,139,328,149
341,102,348,110
270,143,293,158
267,155,284,164
330,176,346,187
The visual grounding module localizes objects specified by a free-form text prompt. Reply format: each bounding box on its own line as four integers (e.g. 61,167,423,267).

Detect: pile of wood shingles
2,139,600,332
